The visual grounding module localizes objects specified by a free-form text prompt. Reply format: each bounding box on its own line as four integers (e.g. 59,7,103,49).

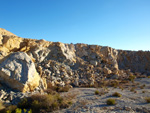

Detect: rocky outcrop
0,28,16,36
0,28,150,92
0,52,40,92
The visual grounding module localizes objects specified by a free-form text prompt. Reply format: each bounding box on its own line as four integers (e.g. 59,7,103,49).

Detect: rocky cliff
0,28,150,92
117,50,150,75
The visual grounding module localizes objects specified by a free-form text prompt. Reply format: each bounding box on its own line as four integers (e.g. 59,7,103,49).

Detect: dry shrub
112,92,122,97
140,84,146,89
17,92,73,113
95,90,99,95
130,87,136,92
94,88,108,96
145,97,150,103
109,80,119,88
46,82,70,92
57,85,70,92
128,75,136,82
106,98,116,105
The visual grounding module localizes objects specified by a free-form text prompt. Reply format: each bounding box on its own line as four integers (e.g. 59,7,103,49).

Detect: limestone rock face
0,52,40,92
28,46,50,63
28,42,76,65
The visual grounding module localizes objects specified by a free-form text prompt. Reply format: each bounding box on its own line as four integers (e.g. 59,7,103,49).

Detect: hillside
0,28,150,112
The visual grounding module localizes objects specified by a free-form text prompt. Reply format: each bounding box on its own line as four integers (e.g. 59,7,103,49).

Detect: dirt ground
54,78,150,113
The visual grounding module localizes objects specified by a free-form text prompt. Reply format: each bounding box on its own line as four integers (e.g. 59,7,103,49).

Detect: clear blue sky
0,0,150,51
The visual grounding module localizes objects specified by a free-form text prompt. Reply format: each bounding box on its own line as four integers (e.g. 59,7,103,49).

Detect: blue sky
0,0,150,51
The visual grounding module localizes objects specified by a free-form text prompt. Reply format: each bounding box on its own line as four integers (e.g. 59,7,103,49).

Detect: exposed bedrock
0,28,150,92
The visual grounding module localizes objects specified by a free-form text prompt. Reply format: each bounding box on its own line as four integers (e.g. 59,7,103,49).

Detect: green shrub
112,92,122,97
1,107,31,113
15,108,22,113
106,99,116,105
145,97,150,103
28,109,32,113
3,105,17,113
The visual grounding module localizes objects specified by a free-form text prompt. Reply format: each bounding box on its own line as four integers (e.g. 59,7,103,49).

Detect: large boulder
0,52,40,92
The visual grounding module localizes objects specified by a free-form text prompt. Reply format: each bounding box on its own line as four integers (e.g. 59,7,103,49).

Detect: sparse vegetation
106,98,116,105
0,104,31,113
109,80,119,88
128,75,136,82
112,92,122,97
94,88,108,96
17,93,73,113
47,83,70,92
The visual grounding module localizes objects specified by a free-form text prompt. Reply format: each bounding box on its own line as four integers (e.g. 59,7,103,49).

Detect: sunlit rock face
0,28,150,91
0,52,40,92
0,28,16,36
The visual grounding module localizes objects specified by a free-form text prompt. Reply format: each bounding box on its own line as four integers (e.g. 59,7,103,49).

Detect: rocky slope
0,28,149,94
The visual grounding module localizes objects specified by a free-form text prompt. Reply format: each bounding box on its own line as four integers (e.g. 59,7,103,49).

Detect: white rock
0,52,40,92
